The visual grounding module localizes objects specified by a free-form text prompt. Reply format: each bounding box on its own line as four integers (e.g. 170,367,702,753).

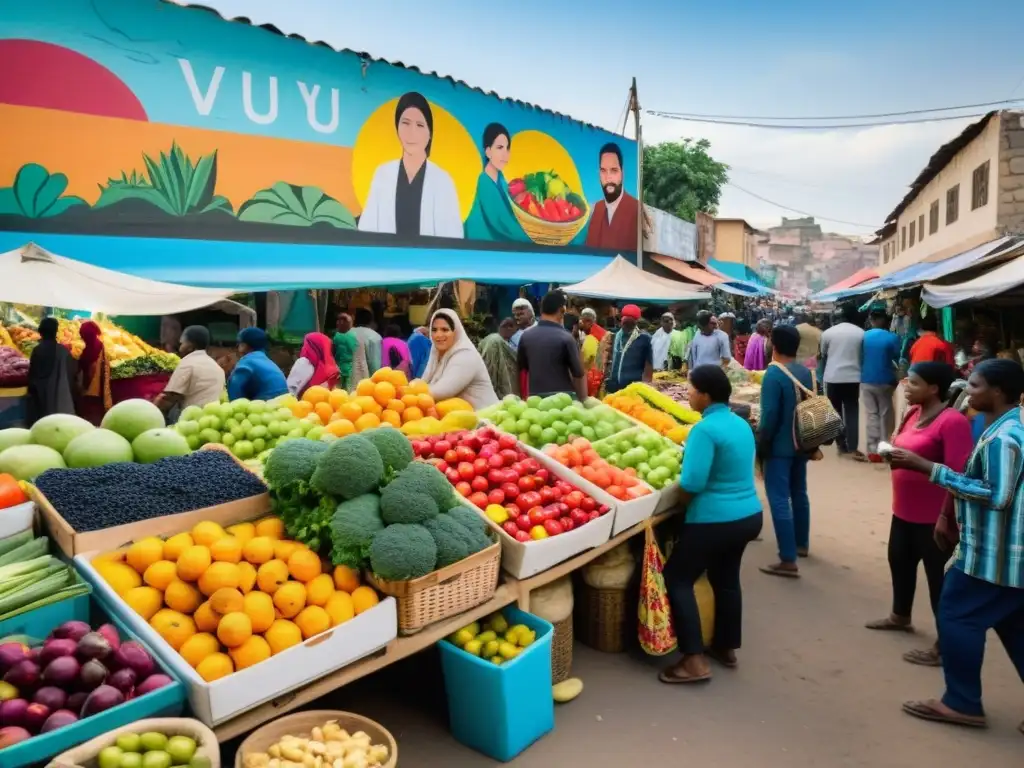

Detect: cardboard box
31,485,270,557
76,552,398,726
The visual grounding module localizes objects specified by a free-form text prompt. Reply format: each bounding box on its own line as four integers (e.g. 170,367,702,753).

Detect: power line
725,181,882,230
648,98,1023,122
646,111,990,130
727,164,895,193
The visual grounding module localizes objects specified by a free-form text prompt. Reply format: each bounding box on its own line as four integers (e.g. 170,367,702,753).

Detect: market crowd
23,291,1023,737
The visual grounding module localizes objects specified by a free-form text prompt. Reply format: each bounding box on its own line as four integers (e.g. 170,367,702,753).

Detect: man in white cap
651,312,675,370
510,298,537,352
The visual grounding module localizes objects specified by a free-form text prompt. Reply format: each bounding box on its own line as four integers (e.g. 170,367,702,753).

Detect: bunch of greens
0,530,91,621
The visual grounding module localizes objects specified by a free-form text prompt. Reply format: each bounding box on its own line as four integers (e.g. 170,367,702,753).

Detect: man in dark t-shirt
517,291,587,400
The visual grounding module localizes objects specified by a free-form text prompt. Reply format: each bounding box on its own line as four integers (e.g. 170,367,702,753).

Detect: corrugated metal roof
882,112,997,225
158,0,615,132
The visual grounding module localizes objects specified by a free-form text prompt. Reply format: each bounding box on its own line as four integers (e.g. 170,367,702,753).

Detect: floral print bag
638,524,677,655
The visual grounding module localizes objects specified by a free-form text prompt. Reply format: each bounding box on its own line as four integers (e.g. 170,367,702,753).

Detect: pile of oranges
603,393,691,445
290,367,438,438
93,516,381,683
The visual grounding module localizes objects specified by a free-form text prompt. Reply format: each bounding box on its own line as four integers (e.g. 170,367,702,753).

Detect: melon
30,414,94,453
0,444,66,480
131,428,190,464
63,429,134,468
0,428,32,454
101,399,165,441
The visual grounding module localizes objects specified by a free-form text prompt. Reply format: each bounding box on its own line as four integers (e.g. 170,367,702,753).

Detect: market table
209,509,677,742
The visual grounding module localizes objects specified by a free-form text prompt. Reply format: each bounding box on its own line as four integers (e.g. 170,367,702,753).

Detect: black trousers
889,515,948,621
664,513,763,655
825,382,860,453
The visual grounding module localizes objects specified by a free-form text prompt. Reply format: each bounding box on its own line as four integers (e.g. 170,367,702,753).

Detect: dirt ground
227,453,1022,767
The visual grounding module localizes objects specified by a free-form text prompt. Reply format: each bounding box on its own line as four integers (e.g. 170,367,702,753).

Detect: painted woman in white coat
358,92,465,238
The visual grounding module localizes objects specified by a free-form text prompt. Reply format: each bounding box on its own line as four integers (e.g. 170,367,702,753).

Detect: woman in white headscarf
422,309,498,409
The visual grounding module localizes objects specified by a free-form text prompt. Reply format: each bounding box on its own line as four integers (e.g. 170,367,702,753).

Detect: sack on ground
638,526,677,656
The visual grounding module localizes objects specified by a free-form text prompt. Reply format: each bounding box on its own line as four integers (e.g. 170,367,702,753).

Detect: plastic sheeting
922,251,1024,307
0,242,234,315
560,256,707,302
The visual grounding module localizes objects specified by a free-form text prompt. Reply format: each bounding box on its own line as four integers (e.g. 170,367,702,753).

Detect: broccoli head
264,439,329,489
380,481,440,525
364,427,414,475
310,434,384,500
369,523,437,581
422,514,472,567
331,493,385,565
446,505,492,550
390,461,455,509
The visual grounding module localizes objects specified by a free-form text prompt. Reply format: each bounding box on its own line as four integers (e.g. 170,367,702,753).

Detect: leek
0,560,63,595
0,537,49,567
0,529,33,558
0,568,76,617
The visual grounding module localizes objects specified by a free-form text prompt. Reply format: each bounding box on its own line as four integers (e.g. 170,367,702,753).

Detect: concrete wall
998,113,1024,234
714,220,747,265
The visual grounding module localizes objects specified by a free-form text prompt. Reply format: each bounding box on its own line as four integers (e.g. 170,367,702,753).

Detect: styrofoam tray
76,552,398,726
0,500,35,540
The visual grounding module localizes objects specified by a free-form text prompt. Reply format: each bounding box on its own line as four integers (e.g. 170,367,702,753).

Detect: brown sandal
903,647,941,667
865,617,914,632
760,563,800,579
658,663,712,684
902,699,986,728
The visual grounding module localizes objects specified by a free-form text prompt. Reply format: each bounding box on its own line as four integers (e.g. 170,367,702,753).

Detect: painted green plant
95,142,232,216
238,182,355,228
0,163,87,218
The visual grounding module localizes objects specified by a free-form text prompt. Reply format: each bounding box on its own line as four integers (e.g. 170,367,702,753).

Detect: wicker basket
367,540,501,635
575,581,629,653
234,710,397,768
550,615,574,684
50,718,219,768
511,198,589,247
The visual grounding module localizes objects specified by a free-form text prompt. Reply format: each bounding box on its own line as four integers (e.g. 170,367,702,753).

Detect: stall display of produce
0,348,28,388
239,711,396,768
478,394,633,449
0,530,91,625
603,382,700,445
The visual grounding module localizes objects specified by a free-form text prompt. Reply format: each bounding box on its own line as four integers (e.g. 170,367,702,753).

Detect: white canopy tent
559,255,707,302
0,243,236,315
921,250,1024,308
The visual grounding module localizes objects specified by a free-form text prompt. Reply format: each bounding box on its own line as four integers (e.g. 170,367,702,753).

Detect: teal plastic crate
0,593,187,768
0,587,90,642
438,608,554,762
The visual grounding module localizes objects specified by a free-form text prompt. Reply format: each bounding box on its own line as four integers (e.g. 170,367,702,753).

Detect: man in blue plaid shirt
888,359,1024,734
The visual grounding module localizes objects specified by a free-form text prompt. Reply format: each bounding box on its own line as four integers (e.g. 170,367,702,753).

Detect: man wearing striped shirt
888,359,1024,733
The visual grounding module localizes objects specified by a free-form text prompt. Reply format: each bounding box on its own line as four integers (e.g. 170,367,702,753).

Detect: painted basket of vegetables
508,172,589,247
366,538,501,636
235,710,397,768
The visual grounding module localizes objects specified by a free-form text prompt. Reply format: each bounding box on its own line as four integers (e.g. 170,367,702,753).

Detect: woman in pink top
380,324,412,377
866,362,973,667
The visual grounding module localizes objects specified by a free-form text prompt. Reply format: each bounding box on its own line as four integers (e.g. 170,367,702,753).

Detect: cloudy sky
193,0,1024,236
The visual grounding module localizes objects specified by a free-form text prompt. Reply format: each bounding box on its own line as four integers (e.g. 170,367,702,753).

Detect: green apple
98,746,123,768
116,733,142,753
166,736,197,765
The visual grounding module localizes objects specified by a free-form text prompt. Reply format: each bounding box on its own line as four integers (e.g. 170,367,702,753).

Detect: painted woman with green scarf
464,123,531,243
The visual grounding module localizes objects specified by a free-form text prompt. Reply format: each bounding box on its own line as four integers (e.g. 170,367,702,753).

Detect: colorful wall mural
0,0,639,258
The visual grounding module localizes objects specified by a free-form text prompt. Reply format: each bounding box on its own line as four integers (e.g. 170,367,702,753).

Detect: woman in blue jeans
757,325,813,578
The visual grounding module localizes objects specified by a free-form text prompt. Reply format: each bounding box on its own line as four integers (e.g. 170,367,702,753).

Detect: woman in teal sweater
660,364,762,685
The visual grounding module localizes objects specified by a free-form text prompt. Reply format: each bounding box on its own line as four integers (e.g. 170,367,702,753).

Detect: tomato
515,495,534,513
543,518,564,537
517,475,536,493
541,506,560,522
570,509,590,527
598,504,611,515
515,530,532,542
500,449,519,466
430,458,449,472
488,489,507,506
580,496,596,512
539,486,555,503
548,485,563,500
516,514,533,531
444,449,458,464
529,525,549,540
433,440,451,457
445,468,461,484
589,510,601,522
463,435,482,452
528,507,547,525
469,491,489,509
487,469,505,487
452,445,472,463
534,468,550,484
457,462,476,482
487,453,505,469
521,491,543,509
455,481,472,497
502,521,520,538
471,476,489,493
522,458,540,474
560,516,576,531
564,491,584,510
498,433,518,450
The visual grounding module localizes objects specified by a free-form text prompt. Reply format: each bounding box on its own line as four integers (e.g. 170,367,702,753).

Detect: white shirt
287,358,314,396
605,193,622,224
357,159,464,238
651,328,673,370
820,322,865,384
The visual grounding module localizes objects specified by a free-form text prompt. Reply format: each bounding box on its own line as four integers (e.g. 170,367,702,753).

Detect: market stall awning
0,232,612,291
921,247,1024,307
560,256,707,302
705,260,773,295
650,255,724,287
0,242,235,315
822,267,879,294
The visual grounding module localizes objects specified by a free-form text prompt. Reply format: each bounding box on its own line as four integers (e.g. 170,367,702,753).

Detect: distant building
756,216,878,295
876,110,1024,273
713,218,760,270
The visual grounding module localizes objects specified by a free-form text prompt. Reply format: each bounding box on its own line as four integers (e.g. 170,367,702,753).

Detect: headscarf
422,309,479,385
78,321,105,390
238,327,269,352
299,332,340,390
30,317,61,380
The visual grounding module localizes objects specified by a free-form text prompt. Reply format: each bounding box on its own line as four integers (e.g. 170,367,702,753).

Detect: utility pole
628,78,644,270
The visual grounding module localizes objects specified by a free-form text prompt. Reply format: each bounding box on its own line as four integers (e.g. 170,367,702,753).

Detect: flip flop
707,649,738,668
903,648,942,667
760,564,800,579
902,699,986,728
658,668,712,685
865,618,915,632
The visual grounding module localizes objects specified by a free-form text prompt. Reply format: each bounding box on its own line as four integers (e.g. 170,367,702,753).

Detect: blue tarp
0,232,613,291
707,259,772,295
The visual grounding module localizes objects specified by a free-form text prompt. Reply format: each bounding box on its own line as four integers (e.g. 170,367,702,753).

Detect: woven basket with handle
366,539,501,635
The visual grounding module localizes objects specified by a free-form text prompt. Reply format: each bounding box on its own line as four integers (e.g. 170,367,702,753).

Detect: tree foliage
642,138,729,222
